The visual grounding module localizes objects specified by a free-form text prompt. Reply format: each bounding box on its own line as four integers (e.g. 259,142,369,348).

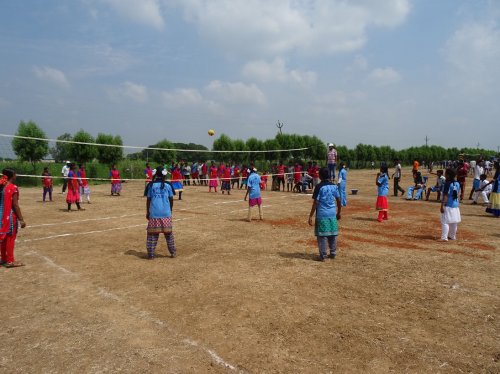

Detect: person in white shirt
61,161,70,193
469,160,484,200
472,174,492,205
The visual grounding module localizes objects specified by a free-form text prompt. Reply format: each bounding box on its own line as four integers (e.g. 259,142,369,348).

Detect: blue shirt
147,181,174,218
377,173,389,196
443,181,460,208
312,181,340,218
247,173,261,199
338,168,347,184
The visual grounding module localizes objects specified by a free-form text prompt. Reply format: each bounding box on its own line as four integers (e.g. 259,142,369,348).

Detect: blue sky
1,0,499,151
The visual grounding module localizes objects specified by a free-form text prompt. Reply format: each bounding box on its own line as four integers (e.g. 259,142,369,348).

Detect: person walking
392,159,405,196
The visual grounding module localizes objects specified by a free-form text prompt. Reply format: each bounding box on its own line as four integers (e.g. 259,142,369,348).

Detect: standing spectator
392,159,405,196
469,160,484,200
0,168,27,268
456,162,468,201
61,161,70,193
326,143,337,180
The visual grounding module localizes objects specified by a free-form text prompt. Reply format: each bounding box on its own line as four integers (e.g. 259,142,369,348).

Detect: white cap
328,143,333,147
66,160,71,163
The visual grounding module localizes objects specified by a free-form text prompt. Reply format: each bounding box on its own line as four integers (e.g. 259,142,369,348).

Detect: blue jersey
247,173,261,199
312,181,340,218
338,168,347,184
443,181,460,208
377,173,389,196
147,181,174,218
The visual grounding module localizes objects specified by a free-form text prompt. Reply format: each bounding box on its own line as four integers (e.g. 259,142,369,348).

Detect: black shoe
329,254,336,259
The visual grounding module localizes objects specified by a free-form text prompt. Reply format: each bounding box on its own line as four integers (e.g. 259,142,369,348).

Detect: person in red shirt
171,165,184,200
240,166,248,189
309,162,320,187
276,161,286,191
209,162,219,192
221,166,232,194
293,163,303,192
232,164,240,189
0,168,27,267
456,161,468,202
201,161,208,186
260,171,269,190
42,167,53,202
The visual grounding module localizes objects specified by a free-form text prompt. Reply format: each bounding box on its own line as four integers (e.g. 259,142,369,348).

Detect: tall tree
12,120,49,164
96,133,124,165
149,139,177,165
213,134,234,162
69,130,97,163
50,133,72,162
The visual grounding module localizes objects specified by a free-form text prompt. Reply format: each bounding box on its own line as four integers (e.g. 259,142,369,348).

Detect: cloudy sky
1,0,499,151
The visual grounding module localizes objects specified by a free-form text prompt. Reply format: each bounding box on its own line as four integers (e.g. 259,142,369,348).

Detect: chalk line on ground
24,249,244,372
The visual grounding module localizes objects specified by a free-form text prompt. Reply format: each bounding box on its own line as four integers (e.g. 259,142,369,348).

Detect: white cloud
163,88,203,107
33,66,70,88
176,0,410,56
123,81,148,102
369,67,401,85
444,21,500,93
102,0,164,30
107,81,148,103
205,80,266,106
242,58,317,86
162,88,222,114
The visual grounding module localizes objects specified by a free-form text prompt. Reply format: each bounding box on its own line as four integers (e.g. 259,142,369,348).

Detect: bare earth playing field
1,168,499,373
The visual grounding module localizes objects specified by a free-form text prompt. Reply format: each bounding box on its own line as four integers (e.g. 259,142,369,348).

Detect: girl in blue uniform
376,165,390,222
308,167,342,261
337,162,347,207
440,168,461,241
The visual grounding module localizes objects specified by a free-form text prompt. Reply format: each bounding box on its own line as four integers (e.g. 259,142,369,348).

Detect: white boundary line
28,213,143,228
23,249,243,372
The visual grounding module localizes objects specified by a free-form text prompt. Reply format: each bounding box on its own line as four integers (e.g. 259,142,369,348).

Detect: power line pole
425,135,430,147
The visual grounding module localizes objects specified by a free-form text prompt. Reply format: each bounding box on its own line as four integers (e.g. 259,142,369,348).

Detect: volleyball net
0,133,317,184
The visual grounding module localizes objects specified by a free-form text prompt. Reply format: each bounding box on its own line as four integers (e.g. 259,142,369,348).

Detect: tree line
9,121,498,168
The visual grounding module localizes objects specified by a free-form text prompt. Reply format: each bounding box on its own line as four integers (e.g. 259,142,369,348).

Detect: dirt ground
1,168,499,373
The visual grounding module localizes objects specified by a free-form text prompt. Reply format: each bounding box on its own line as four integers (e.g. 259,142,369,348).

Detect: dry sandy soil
1,168,499,373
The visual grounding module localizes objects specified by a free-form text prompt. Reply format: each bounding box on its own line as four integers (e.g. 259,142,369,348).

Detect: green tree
173,142,209,162
231,139,247,164
69,130,98,163
12,120,49,164
246,137,264,161
50,133,72,162
213,134,234,162
149,139,177,165
96,133,124,165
